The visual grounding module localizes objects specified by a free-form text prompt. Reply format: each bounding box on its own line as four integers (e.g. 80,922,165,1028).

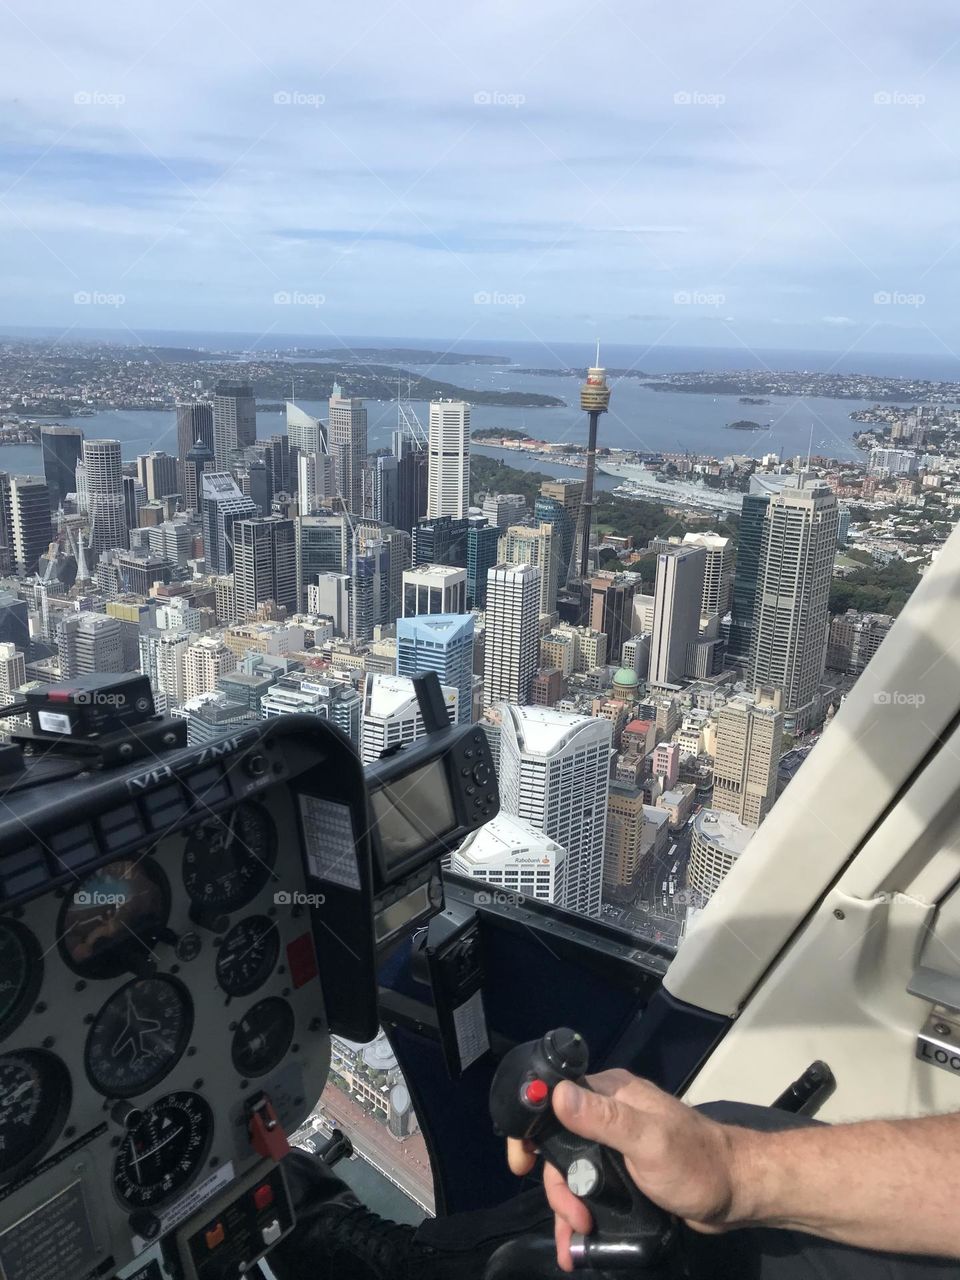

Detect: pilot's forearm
727,1111,960,1257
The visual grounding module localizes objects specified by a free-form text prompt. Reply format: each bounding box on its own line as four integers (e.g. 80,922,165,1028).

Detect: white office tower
402,564,467,616
309,574,352,636
712,688,784,828
682,531,733,617
297,452,336,514
483,564,541,709
648,545,706,688
58,612,124,677
427,400,470,520
75,460,89,515
286,402,326,455
482,493,526,529
396,613,474,725
83,440,128,555
499,523,559,615
497,704,611,917
749,483,838,730
360,673,458,764
450,811,567,905
139,629,191,712
184,635,237,699
328,382,367,515
0,643,25,701
213,384,256,470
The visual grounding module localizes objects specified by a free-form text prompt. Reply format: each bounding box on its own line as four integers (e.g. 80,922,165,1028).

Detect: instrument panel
0,779,333,1280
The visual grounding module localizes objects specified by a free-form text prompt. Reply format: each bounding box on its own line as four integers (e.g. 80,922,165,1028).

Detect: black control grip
489,1028,674,1267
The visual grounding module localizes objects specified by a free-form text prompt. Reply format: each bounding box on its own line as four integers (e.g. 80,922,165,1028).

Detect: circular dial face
0,919,43,1041
231,997,295,1078
85,976,193,1098
0,1049,72,1184
182,804,277,914
59,859,169,978
112,1092,213,1210
216,916,280,998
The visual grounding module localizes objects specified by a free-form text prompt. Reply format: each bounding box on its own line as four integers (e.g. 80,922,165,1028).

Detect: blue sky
1,0,959,357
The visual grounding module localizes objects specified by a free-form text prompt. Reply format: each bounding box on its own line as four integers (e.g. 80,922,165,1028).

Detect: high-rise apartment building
40,425,83,513
482,564,541,708
328,383,367,515
482,493,526,529
748,483,838,726
137,452,179,504
213,384,256,470
826,610,894,675
499,522,560,615
59,612,124,677
139,629,192,712
286,402,325,455
360,673,458,764
427,400,470,519
0,643,25,702
297,452,336,514
8,477,52,577
396,612,474,725
712,688,784,828
648,546,706,687
233,517,297,621
184,635,238,699
402,564,467,616
604,782,646,896
201,473,258,575
682,531,733,617
83,440,128,554
498,704,611,917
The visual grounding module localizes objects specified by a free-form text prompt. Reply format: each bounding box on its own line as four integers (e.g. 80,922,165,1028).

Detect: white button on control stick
566,1158,600,1197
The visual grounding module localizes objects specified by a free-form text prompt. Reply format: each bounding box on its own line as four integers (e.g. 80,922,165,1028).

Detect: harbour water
3,336,935,477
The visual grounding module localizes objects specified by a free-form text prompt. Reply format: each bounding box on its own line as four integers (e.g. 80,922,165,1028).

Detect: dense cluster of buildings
0,365,914,944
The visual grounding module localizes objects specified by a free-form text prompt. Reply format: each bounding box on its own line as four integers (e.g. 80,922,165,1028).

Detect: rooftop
454,811,566,868
501,703,611,756
693,808,755,855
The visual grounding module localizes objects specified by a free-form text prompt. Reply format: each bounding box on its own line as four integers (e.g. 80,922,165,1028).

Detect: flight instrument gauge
59,858,170,979
112,1091,213,1210
216,916,280,997
0,1048,72,1184
231,997,295,1078
85,976,193,1098
0,918,43,1041
182,803,277,914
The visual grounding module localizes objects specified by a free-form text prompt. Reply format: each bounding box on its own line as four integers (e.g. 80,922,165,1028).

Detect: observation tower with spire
575,342,612,579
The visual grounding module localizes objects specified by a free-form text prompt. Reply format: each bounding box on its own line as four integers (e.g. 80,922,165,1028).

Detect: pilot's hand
506,1069,743,1272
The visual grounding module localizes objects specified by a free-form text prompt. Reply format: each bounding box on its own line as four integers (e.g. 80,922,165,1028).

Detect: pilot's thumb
552,1079,635,1150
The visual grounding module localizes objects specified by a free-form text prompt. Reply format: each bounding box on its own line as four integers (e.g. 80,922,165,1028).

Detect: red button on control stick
523,1078,549,1105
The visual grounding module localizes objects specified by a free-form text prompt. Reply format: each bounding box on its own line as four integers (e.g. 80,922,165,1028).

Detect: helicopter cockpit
4,517,960,1280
